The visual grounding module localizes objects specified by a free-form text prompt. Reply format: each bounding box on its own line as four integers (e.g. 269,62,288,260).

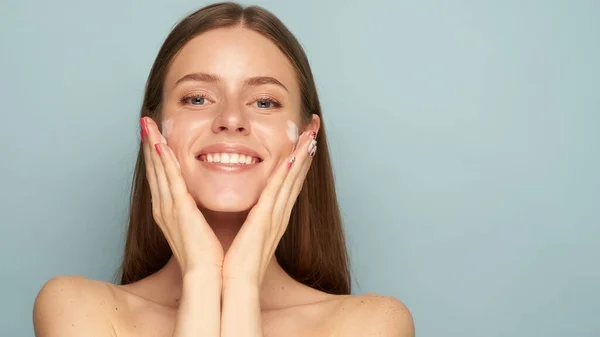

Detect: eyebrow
174,72,288,92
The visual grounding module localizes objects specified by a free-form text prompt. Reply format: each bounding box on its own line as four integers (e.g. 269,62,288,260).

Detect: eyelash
179,93,211,106
178,93,283,109
252,95,283,109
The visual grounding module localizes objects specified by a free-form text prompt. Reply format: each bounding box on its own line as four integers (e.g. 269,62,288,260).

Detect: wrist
183,266,222,285
223,271,260,286
223,276,260,296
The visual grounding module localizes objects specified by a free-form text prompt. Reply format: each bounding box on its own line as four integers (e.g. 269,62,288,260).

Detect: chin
181,152,272,213
192,187,260,213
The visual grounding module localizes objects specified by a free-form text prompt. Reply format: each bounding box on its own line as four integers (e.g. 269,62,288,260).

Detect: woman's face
160,27,319,212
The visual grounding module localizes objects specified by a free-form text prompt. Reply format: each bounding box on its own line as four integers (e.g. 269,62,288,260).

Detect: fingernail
154,143,162,156
307,139,317,155
287,156,295,168
140,118,149,139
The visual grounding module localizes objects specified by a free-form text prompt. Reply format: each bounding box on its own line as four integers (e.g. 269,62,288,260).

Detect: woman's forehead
164,27,299,93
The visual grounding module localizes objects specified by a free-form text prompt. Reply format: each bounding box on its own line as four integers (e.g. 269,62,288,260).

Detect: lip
195,143,264,161
195,143,264,173
198,160,260,173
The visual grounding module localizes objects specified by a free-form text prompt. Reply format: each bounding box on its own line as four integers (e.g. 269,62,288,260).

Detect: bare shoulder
333,293,414,337
33,275,117,337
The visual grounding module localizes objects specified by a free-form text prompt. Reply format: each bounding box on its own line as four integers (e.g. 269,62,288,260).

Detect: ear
305,114,321,134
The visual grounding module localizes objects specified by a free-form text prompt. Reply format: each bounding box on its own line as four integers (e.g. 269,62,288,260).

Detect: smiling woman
32,2,414,337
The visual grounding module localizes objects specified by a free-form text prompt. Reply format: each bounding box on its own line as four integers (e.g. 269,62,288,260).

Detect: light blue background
1,0,598,336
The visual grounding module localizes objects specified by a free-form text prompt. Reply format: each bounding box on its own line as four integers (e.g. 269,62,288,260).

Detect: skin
32,27,414,337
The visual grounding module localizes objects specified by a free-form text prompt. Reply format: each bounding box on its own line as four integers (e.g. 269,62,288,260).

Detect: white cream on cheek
160,118,181,168
252,121,296,160
286,120,299,145
161,119,173,143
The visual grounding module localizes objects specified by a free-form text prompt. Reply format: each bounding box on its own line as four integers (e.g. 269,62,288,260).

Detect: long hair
118,2,351,295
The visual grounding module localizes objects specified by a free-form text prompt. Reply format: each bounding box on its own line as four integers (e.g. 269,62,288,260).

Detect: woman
33,2,414,336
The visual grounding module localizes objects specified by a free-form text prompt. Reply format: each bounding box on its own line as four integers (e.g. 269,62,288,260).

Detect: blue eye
190,96,205,105
254,97,282,109
257,99,272,108
180,94,207,106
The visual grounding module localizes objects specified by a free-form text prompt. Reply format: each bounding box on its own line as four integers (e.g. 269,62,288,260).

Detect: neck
154,209,302,310
201,208,247,253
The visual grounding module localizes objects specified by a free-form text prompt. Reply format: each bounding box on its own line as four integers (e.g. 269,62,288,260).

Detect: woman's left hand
222,130,318,287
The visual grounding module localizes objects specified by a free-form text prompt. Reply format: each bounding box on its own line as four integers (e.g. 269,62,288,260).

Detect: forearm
221,280,262,337
173,268,222,337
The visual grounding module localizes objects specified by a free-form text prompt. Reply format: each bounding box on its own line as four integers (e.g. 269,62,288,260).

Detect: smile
197,153,261,165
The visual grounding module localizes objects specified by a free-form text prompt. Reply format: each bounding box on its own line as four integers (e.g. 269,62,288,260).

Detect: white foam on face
161,119,173,142
286,120,299,145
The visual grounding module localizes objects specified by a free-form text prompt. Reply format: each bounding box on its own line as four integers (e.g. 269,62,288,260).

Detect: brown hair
118,2,351,295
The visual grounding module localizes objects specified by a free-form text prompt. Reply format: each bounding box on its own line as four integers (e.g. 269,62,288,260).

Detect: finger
158,143,198,210
269,133,315,259
145,118,173,215
141,117,163,222
287,131,317,207
283,145,314,219
253,145,298,213
274,131,316,220
262,133,315,257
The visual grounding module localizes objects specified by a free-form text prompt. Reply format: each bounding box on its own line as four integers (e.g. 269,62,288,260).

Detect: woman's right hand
141,117,224,275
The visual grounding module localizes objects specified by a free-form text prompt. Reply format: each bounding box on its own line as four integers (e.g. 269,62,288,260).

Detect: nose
211,103,250,136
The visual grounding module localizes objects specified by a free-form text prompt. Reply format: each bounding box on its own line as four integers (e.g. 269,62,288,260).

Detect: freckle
60,289,63,291
115,307,119,311
281,287,284,290
360,301,364,304
134,325,137,328
71,324,75,327
70,300,73,303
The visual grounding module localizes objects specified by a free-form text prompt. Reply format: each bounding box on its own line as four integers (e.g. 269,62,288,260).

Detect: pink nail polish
154,143,162,155
140,118,149,139
287,156,295,168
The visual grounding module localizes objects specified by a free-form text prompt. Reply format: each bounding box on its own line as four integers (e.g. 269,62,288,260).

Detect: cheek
286,120,300,145
160,113,212,145
252,119,298,155
161,119,173,138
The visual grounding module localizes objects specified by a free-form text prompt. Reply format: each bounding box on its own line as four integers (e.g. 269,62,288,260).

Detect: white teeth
201,153,260,165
